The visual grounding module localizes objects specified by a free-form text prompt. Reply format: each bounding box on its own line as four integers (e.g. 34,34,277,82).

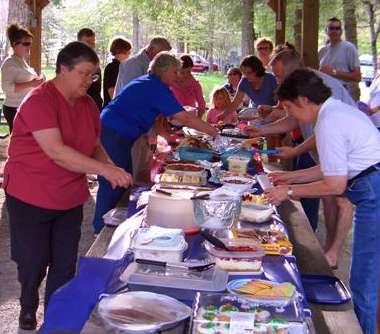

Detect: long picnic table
79,188,362,334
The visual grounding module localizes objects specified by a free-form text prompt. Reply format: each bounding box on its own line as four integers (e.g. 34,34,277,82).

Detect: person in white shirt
265,69,380,334
1,23,43,132
362,71,380,130
245,44,355,269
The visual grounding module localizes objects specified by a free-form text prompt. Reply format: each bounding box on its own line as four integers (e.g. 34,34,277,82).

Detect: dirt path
0,137,98,333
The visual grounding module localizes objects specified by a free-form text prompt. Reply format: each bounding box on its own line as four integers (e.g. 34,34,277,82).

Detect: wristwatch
287,186,294,198
332,69,337,76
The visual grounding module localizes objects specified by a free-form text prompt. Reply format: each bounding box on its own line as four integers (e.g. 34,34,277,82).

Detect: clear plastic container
227,155,251,174
191,293,307,334
204,238,265,273
122,262,229,302
102,207,129,227
131,227,188,262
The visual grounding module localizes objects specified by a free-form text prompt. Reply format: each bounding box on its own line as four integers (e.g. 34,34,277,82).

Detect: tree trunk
342,0,360,101
207,0,215,73
132,9,139,54
241,0,254,57
293,6,302,52
0,0,8,63
363,1,378,75
7,0,29,26
6,0,30,62
176,41,185,54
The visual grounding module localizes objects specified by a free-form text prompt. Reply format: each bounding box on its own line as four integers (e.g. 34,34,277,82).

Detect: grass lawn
194,72,226,103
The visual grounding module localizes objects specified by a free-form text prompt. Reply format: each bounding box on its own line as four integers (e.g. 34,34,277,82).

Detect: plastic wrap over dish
98,291,191,333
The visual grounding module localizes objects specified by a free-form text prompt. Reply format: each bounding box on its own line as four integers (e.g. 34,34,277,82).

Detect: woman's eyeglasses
75,68,99,82
16,41,32,47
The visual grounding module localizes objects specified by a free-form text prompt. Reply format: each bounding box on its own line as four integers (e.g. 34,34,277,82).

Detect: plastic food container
226,278,298,308
227,155,251,174
240,193,274,223
191,293,307,334
161,163,208,186
240,204,274,223
204,238,265,273
102,207,129,227
220,148,251,169
131,227,188,262
122,262,229,302
178,146,216,162
98,291,191,334
193,198,241,230
232,228,293,256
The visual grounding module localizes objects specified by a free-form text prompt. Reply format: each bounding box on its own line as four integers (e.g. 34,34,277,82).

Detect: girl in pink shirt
170,54,206,117
207,87,237,124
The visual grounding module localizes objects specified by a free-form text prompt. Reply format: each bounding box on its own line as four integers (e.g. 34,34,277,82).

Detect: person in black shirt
77,28,103,110
103,37,132,108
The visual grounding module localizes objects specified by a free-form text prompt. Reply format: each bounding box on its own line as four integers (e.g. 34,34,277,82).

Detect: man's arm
265,175,347,206
270,165,323,185
172,111,218,137
320,66,361,82
275,136,316,160
244,115,298,137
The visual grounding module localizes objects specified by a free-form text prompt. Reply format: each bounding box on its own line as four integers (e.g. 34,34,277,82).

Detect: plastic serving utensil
253,149,280,155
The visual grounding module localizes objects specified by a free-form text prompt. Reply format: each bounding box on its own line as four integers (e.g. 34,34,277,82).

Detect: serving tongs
200,230,230,251
136,259,215,272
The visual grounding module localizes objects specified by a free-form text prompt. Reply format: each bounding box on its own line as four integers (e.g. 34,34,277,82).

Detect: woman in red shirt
3,42,132,331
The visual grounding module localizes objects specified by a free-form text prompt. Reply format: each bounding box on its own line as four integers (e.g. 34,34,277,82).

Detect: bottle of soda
252,152,264,173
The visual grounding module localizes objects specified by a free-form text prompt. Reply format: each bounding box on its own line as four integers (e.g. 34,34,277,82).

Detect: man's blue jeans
92,126,134,234
345,169,380,334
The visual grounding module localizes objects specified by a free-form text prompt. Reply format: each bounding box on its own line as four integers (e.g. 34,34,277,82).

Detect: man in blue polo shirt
92,52,218,233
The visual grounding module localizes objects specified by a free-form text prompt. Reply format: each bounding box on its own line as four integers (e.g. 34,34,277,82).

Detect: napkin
39,253,133,333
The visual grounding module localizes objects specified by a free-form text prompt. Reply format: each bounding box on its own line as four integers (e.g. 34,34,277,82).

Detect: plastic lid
124,262,229,292
205,238,265,259
132,227,188,252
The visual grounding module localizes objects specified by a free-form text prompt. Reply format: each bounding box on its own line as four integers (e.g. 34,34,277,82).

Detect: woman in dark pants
3,41,132,331
1,23,43,133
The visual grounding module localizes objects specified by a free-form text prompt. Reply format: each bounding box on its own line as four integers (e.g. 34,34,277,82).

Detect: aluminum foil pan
193,198,241,229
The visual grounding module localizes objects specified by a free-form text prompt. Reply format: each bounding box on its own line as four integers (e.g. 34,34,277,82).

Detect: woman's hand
101,164,133,189
31,77,44,87
274,146,297,160
243,124,263,138
268,171,293,185
264,185,289,206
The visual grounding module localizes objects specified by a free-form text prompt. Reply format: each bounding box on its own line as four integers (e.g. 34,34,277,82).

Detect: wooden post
302,0,319,69
267,0,287,45
25,0,49,74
